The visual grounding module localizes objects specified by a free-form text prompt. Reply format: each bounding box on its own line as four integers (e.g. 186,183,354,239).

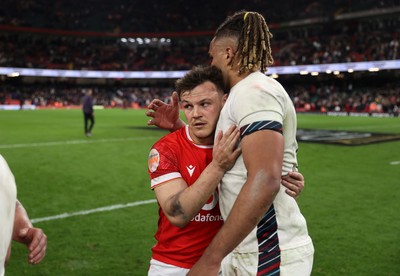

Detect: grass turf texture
1,109,399,275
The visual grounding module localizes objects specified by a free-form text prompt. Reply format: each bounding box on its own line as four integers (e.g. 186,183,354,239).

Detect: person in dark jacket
82,89,95,137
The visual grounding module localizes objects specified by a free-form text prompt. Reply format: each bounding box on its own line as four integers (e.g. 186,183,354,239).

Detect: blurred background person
82,89,95,137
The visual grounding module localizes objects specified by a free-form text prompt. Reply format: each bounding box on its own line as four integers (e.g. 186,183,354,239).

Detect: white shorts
148,259,190,276
220,242,314,276
221,251,258,275
280,242,314,276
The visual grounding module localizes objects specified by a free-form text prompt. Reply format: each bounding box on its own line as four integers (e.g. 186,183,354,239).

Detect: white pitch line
0,137,157,149
389,161,400,165
31,199,157,223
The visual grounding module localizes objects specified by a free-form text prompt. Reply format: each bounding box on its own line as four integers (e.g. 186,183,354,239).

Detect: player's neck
189,132,214,146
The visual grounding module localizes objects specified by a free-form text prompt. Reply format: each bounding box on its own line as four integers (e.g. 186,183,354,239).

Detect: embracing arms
154,126,241,228
146,92,304,197
188,130,283,274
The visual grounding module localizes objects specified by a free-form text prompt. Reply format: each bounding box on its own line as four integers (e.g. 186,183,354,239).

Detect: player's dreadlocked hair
175,65,226,99
215,10,274,74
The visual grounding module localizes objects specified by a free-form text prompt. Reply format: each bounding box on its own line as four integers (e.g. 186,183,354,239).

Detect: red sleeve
148,138,182,189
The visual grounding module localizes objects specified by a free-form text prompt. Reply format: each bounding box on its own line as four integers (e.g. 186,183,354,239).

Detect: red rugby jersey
148,126,223,268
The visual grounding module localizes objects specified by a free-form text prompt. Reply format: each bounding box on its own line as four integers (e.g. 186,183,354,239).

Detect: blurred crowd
0,84,172,109
288,81,400,115
0,1,399,70
0,34,208,71
0,0,399,115
1,81,399,116
1,0,398,33
0,16,399,70
272,17,399,66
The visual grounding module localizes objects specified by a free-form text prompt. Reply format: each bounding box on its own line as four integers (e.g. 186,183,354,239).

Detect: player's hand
17,227,47,265
281,171,304,199
146,91,184,131
212,125,241,172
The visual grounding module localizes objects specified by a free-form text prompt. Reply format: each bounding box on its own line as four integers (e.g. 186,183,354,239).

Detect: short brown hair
175,66,226,99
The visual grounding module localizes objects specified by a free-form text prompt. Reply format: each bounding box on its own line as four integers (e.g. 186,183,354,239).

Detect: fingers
146,100,155,109
214,130,223,147
228,127,240,147
232,141,242,158
147,103,158,111
145,109,155,117
145,109,156,125
214,125,238,147
147,99,164,110
147,115,155,126
215,126,241,166
26,228,47,265
286,172,305,191
225,124,237,136
219,125,239,144
281,176,302,199
29,238,47,264
284,188,298,198
288,171,304,182
215,126,240,158
225,126,240,151
171,91,179,107
146,115,155,125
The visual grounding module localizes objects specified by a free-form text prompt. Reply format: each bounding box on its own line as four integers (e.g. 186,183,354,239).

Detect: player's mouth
192,121,207,128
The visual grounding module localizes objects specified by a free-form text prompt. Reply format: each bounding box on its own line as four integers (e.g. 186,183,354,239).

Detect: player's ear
222,93,228,104
225,46,237,69
226,47,234,60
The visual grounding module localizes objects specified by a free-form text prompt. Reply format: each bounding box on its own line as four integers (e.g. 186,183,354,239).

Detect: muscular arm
155,126,240,228
189,130,283,274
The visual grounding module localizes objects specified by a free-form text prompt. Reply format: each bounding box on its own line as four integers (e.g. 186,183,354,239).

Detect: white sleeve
231,85,285,128
0,155,17,275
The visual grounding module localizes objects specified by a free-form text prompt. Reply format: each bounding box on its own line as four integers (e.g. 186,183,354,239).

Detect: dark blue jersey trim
240,120,283,139
257,204,281,275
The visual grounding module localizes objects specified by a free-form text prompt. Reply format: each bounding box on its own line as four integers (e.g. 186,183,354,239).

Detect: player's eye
183,104,192,110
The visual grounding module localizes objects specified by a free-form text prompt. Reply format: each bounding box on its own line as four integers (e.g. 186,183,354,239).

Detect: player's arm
188,130,283,275
12,200,47,264
155,126,241,228
146,91,186,132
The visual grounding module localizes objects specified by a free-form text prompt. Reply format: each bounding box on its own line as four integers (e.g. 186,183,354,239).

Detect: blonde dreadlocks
215,10,274,74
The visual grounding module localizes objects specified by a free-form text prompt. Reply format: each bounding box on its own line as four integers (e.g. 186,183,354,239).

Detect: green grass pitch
1,109,399,275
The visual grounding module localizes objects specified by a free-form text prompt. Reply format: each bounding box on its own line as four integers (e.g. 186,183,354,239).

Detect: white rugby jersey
216,72,312,254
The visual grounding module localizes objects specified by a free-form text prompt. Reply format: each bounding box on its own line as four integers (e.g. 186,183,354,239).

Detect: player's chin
193,128,213,139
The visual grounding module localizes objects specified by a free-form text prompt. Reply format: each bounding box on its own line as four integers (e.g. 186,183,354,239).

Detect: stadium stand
0,0,399,115
1,0,399,32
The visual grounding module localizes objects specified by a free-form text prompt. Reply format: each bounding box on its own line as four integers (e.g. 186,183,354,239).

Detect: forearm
202,131,283,263
12,200,33,242
202,173,280,262
166,161,225,227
